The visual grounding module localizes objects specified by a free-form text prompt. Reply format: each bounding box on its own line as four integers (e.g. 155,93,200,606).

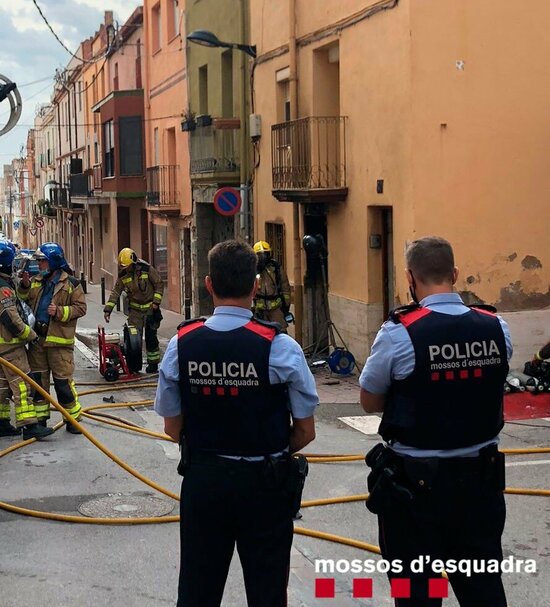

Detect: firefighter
360,236,512,607
252,240,292,330
103,248,164,373
18,242,87,433
154,240,318,607
0,241,53,440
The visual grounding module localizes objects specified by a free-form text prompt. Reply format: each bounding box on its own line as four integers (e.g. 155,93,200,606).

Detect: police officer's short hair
208,240,257,298
405,236,455,284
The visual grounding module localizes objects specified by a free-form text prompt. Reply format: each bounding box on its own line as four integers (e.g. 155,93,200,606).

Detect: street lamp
186,29,256,58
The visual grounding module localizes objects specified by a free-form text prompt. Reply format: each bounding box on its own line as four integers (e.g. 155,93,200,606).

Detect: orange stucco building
250,0,550,363
143,0,191,313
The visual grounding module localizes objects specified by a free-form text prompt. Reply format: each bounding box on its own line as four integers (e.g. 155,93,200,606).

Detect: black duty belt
189,450,288,466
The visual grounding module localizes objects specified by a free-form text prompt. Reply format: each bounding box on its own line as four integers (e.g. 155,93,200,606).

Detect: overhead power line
31,0,110,65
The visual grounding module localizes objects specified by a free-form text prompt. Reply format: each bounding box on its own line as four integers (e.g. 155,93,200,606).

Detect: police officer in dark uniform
360,236,512,607
154,239,318,607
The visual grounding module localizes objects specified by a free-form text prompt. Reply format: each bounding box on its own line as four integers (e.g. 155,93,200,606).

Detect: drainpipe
289,0,303,344
239,0,250,242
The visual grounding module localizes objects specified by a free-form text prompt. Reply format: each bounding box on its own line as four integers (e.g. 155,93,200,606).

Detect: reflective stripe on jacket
0,273,37,352
104,261,164,314
18,271,86,348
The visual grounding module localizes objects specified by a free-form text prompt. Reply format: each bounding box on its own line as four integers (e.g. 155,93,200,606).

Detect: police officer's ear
452,267,459,285
205,275,214,297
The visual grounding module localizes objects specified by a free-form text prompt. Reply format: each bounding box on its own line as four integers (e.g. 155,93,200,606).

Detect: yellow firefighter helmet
253,241,271,254
118,248,138,268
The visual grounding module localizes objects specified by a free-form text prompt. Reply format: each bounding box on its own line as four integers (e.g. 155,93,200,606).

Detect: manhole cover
78,494,175,519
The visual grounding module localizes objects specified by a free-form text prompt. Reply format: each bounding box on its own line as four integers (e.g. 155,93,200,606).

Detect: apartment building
185,0,252,316
143,0,189,313
250,0,550,362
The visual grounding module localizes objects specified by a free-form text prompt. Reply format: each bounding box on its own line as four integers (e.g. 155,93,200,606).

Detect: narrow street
0,287,548,606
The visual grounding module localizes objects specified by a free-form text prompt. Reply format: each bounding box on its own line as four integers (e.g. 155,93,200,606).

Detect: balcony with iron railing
146,165,180,213
190,119,240,182
271,116,348,203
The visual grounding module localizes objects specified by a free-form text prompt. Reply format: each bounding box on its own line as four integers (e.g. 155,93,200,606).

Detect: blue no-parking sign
213,187,242,217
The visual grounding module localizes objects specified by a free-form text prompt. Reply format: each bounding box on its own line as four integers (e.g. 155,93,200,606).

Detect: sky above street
0,0,140,163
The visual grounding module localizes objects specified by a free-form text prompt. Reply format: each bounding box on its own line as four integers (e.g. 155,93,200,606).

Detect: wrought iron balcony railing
146,165,179,207
190,121,239,176
271,116,347,201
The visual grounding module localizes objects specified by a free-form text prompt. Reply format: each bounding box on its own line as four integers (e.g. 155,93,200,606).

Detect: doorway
367,206,394,321
303,205,328,353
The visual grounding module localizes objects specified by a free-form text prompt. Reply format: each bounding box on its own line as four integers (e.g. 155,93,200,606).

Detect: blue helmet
0,241,16,272
34,242,67,272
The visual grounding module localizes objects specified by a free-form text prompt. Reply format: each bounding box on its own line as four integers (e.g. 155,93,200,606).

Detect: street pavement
0,284,549,606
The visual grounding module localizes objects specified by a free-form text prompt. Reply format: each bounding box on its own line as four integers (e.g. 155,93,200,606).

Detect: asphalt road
0,314,549,605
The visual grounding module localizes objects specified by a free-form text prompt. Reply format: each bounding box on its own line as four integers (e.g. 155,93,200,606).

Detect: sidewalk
80,282,361,405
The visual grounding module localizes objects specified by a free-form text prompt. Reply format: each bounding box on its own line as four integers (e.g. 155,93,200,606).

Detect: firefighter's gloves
104,311,111,323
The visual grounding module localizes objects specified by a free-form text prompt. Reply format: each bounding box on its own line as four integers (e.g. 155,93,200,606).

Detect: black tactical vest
177,317,291,456
379,306,509,449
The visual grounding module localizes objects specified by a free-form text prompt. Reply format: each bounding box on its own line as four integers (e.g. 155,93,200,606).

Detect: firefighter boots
22,423,54,440
65,420,82,434
145,363,159,374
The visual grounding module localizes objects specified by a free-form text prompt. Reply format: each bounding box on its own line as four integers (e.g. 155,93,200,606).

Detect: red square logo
429,578,449,598
230,387,239,396
353,578,373,598
445,371,454,380
474,368,483,378
315,578,335,598
391,578,411,599
460,369,468,379
202,387,211,396
216,387,225,396
431,372,440,381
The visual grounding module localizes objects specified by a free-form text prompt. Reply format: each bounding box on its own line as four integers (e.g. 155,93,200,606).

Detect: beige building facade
251,0,550,363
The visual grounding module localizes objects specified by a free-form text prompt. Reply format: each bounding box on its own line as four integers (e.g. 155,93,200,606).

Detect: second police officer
103,248,164,373
0,241,53,440
361,236,512,607
19,242,86,433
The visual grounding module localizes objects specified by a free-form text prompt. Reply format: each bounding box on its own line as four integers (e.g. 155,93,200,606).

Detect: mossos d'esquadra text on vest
187,361,260,387
428,340,502,371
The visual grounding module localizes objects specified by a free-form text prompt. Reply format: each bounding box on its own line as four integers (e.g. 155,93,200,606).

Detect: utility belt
34,321,49,337
364,442,505,515
178,437,309,514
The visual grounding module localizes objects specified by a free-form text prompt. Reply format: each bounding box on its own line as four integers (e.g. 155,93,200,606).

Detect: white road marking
339,415,381,435
506,459,550,468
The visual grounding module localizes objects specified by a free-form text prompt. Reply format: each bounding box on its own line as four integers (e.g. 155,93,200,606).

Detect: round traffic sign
35,218,44,229
213,187,242,217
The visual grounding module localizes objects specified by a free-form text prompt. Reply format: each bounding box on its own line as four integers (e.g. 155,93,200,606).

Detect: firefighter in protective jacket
0,241,53,440
18,242,86,433
252,241,292,330
103,248,164,373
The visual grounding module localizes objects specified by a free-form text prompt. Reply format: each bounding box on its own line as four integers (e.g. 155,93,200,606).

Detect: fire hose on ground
0,355,549,559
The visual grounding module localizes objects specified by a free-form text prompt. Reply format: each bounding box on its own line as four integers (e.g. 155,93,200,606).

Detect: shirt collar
213,306,253,318
420,292,465,306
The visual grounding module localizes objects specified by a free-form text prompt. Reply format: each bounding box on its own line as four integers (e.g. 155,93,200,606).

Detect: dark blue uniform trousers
178,458,293,607
377,456,507,607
